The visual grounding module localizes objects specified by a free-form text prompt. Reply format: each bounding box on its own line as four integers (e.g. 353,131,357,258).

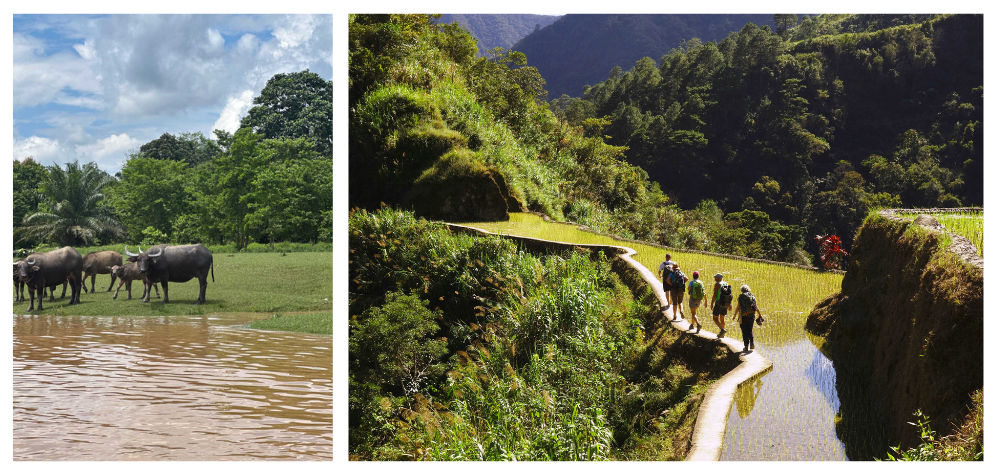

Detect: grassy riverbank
12,251,333,318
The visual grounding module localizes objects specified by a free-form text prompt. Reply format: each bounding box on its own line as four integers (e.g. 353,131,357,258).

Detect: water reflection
734,374,766,420
13,314,332,460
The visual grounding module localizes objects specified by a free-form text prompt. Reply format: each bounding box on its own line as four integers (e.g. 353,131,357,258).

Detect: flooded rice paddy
462,213,863,460
13,313,332,460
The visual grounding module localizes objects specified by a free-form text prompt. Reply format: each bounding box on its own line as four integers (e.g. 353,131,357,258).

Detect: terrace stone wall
446,223,773,461
805,210,983,456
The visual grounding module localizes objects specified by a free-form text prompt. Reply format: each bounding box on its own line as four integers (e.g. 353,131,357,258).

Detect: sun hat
693,271,699,277
714,273,723,278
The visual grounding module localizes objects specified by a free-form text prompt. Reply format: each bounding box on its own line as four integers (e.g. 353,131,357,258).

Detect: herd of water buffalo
13,244,215,311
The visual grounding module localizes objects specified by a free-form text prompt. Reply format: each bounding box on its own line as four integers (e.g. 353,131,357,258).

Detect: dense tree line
550,14,982,252
14,70,332,250
511,14,778,98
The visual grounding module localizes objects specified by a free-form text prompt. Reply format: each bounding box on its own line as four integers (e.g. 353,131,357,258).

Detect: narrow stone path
447,223,772,461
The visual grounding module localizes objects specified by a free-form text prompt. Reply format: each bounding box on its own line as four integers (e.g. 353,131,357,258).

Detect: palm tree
15,161,126,247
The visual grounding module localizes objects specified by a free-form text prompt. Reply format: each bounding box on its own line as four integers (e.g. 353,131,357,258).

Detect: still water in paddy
462,213,856,460
13,313,332,460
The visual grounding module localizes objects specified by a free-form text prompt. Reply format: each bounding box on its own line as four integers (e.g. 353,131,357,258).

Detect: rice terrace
348,13,983,461
13,14,333,461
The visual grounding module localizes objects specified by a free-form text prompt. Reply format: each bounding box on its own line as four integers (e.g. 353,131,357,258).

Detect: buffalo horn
26,257,35,265
149,247,163,258
125,245,139,257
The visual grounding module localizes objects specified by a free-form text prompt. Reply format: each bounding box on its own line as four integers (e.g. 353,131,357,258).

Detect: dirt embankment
806,212,983,456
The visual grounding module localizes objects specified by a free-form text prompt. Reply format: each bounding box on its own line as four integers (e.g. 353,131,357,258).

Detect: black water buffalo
81,250,123,293
16,247,83,311
14,260,66,302
108,263,161,300
13,261,24,302
124,244,214,304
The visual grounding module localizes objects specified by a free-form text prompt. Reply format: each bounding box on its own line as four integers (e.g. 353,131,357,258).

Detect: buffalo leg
161,281,169,304
113,279,125,299
48,285,57,302
107,274,116,292
82,272,90,293
197,276,207,304
27,287,36,312
60,282,67,299
154,282,160,298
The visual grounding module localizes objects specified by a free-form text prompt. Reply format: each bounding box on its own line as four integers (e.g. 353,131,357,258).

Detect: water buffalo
16,247,83,311
108,263,161,300
14,260,66,302
81,251,123,293
124,244,214,304
13,261,24,302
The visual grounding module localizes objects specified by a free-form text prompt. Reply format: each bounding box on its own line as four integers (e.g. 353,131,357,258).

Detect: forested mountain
438,14,560,57
549,14,982,251
512,14,777,98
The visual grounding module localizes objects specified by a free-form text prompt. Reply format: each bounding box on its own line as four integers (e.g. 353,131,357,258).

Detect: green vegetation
348,207,732,460
511,14,778,98
12,251,332,316
886,389,983,461
14,70,332,251
895,209,982,256
248,311,333,335
548,14,981,255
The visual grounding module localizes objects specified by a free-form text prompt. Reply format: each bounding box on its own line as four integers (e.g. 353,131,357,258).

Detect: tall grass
349,207,726,460
893,209,983,256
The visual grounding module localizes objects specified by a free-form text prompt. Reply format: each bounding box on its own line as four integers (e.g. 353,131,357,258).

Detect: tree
104,156,190,243
13,158,47,247
240,70,333,157
774,14,798,39
16,161,126,247
139,131,221,166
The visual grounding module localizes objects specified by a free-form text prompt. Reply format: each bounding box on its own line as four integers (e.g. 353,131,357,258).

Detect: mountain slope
512,14,776,97
438,14,561,57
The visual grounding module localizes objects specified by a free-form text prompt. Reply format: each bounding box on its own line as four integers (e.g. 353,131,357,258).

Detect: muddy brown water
13,313,332,460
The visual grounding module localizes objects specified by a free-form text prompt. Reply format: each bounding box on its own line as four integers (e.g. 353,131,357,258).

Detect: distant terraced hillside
437,13,561,57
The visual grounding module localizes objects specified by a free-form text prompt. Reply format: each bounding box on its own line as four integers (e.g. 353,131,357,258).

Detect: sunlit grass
895,210,983,256
460,213,856,460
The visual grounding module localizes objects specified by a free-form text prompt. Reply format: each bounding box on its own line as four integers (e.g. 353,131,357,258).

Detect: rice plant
894,209,983,256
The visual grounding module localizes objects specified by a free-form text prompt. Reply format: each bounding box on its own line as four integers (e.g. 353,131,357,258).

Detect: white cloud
211,90,255,136
75,133,141,170
273,14,319,49
14,32,102,108
207,28,224,50
14,136,64,163
237,33,259,53
73,39,97,60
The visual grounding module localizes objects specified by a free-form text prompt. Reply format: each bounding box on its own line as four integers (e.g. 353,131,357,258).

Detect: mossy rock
407,149,510,222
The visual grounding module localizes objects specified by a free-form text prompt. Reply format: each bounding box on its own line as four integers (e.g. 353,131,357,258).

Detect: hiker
687,270,707,332
733,284,765,353
658,253,678,307
667,264,687,321
711,273,733,338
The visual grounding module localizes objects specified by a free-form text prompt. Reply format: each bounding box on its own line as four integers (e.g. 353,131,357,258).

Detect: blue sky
13,14,333,173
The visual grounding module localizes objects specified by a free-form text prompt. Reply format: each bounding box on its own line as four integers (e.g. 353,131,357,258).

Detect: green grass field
896,210,983,256
13,251,333,329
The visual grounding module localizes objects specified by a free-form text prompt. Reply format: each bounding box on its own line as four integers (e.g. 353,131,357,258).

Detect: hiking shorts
688,297,703,309
713,303,728,316
670,288,684,304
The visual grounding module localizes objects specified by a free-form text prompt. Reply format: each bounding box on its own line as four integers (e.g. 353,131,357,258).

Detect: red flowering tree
815,234,848,269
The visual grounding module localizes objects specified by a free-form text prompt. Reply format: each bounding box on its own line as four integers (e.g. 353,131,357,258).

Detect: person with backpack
687,271,707,332
711,273,732,338
658,253,678,308
733,284,765,353
666,264,687,321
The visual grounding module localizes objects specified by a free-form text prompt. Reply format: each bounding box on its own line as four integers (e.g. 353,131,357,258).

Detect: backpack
688,280,705,300
669,270,686,290
738,291,757,316
717,282,733,305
